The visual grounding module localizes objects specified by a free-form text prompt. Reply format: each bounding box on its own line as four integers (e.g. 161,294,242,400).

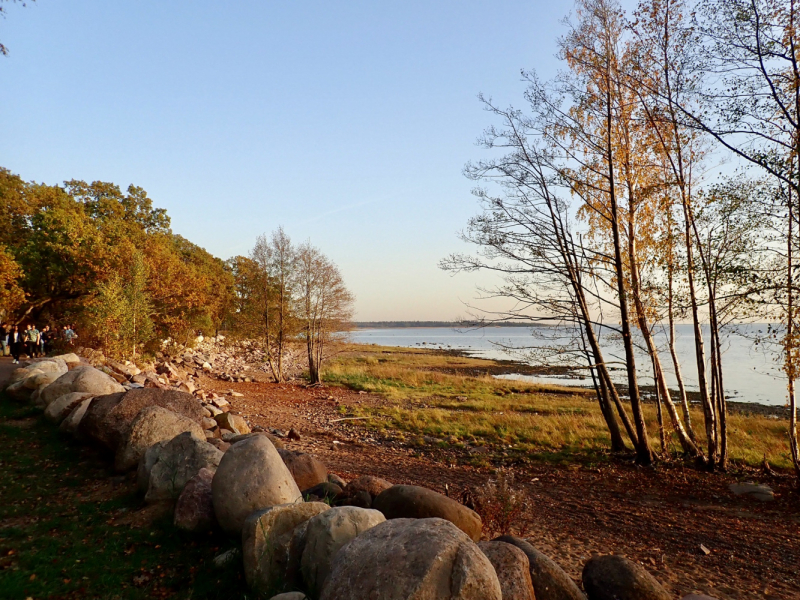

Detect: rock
288,428,301,440
242,502,330,595
53,352,81,368
41,366,124,407
174,468,216,532
338,475,391,506
327,473,347,487
213,547,240,568
279,449,328,491
495,536,585,600
728,481,774,501
582,554,670,600
115,406,206,472
229,431,286,449
478,541,536,600
335,489,372,508
206,404,223,416
59,398,94,435
682,595,720,600
145,432,224,502
201,417,217,430
137,441,168,492
302,482,342,503
268,594,307,600
320,518,502,600
208,438,231,452
211,435,302,535
214,412,251,434
301,506,386,598
373,484,482,542
78,392,126,446
43,392,95,424
89,387,207,450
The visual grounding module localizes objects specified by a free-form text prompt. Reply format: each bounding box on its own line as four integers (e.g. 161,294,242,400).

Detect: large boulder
59,398,94,435
77,392,125,447
53,352,81,368
145,432,223,502
84,388,206,450
41,366,124,407
320,518,502,600
268,594,307,600
495,536,585,600
582,555,671,600
373,484,482,542
279,449,328,491
212,435,302,535
301,506,386,597
242,502,330,595
174,468,216,532
478,541,536,600
115,406,206,472
44,392,95,424
137,440,168,493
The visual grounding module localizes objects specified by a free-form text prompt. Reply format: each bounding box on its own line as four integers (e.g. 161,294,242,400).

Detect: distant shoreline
353,321,543,329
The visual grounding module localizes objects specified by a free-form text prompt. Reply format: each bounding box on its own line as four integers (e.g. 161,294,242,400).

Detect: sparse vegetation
325,345,794,469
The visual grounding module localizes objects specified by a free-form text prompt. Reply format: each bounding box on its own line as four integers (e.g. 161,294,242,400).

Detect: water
350,324,787,406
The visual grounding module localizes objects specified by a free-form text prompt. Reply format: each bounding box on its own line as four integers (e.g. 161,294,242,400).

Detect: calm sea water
350,325,787,406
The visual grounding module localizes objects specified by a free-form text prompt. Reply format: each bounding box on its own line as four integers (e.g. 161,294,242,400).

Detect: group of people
0,323,77,364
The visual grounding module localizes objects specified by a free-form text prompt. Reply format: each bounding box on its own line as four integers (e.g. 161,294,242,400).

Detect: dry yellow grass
325,344,794,468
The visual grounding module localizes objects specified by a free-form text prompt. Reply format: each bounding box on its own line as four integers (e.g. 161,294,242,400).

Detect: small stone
288,428,301,440
213,547,240,568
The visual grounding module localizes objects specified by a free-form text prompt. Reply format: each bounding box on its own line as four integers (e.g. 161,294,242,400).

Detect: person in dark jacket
9,325,22,364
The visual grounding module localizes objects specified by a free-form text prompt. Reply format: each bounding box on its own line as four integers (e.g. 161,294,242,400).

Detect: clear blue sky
2,1,574,320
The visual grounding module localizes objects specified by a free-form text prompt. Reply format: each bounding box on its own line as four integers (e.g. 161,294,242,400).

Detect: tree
251,228,297,382
0,0,33,56
0,245,24,320
296,242,354,384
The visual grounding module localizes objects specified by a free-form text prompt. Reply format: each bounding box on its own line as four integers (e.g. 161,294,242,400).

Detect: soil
199,374,800,600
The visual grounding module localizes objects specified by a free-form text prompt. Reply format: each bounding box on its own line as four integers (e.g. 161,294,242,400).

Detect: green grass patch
325,345,796,469
0,397,250,600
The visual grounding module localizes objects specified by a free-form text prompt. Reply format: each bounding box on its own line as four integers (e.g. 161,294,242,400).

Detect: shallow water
350,324,787,406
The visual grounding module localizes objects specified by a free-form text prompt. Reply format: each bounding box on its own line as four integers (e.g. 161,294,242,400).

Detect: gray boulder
212,435,302,535
115,406,206,472
41,366,124,406
478,541,536,600
301,506,386,598
59,398,94,435
43,392,95,424
279,449,328,491
336,475,391,507
582,555,670,600
137,440,168,492
320,518,502,600
242,502,330,595
373,484,482,542
495,536,585,600
145,432,223,502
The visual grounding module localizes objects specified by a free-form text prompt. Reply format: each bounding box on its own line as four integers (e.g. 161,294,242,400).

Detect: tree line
0,170,353,383
444,0,800,474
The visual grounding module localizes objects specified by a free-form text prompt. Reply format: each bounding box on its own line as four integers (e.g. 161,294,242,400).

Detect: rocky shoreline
1,343,729,599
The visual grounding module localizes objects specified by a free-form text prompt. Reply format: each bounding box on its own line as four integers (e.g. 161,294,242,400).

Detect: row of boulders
4,354,715,600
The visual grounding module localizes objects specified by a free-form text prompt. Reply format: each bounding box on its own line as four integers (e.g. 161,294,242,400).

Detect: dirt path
201,375,800,600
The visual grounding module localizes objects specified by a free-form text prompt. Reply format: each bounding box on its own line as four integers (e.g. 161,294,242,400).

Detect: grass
0,398,250,600
324,345,795,469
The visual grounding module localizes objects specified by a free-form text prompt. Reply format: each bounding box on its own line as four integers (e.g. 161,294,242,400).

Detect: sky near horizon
2,1,585,320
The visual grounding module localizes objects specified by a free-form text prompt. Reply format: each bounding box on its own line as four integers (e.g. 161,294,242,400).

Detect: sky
1,1,578,321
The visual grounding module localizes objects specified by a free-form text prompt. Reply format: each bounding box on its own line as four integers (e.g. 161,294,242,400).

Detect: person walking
26,324,39,358
39,325,48,356
9,325,22,363
65,324,76,346
0,322,8,357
